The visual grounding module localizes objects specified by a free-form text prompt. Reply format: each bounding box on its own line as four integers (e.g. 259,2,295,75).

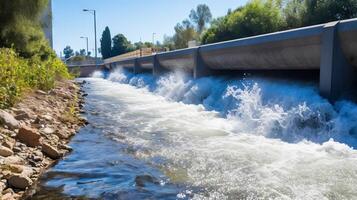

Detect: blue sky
52,0,248,56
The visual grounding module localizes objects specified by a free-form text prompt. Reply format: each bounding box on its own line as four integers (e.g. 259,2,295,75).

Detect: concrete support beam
153,55,168,76
319,21,357,101
193,47,213,79
134,58,144,74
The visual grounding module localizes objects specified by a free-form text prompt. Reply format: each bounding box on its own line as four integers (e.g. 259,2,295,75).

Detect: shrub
201,0,284,44
0,48,71,108
201,0,357,44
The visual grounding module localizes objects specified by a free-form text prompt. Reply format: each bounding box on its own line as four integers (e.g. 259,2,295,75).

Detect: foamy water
76,69,357,199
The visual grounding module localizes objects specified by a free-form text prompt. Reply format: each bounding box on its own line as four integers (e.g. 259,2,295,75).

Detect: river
31,69,357,200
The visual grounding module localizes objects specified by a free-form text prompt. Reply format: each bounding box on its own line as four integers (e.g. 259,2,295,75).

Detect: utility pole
83,9,97,68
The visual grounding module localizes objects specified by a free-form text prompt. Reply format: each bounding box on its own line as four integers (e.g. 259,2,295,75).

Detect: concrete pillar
319,21,357,101
134,58,143,74
153,55,167,76
194,47,213,79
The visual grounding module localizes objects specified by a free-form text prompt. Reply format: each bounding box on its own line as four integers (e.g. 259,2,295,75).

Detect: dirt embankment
0,80,86,200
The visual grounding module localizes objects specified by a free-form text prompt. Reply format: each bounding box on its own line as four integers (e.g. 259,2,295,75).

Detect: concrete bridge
90,18,356,101
67,64,106,77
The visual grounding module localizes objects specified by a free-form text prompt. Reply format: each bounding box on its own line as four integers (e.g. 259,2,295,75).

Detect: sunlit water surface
32,69,357,200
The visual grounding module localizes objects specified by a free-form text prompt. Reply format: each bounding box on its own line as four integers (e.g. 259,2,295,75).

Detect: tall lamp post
80,36,89,56
83,9,97,68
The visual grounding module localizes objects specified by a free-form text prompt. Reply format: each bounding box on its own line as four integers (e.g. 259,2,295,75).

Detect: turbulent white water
88,69,357,199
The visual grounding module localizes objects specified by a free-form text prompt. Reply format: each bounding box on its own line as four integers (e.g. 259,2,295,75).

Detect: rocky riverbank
0,80,86,200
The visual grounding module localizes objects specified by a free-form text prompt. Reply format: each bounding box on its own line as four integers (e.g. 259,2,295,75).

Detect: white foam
91,70,104,78
86,69,357,199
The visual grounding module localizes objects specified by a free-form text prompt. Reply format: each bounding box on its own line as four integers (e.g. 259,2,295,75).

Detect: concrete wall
100,18,357,101
67,65,106,78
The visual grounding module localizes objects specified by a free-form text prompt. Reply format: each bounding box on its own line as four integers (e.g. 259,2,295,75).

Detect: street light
83,9,97,68
80,36,89,56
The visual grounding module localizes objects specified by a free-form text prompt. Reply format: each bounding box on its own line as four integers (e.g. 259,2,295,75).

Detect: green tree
144,42,153,48
308,0,357,24
227,0,284,38
111,34,133,56
63,46,74,59
134,42,144,50
133,41,154,49
79,49,86,56
201,0,284,44
100,26,112,59
162,35,175,50
189,4,213,34
0,0,52,59
172,20,198,49
283,0,307,28
283,0,357,29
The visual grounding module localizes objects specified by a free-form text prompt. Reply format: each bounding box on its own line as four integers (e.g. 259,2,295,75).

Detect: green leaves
201,0,357,44
202,0,284,44
111,34,133,56
0,48,71,108
0,0,52,59
101,27,112,59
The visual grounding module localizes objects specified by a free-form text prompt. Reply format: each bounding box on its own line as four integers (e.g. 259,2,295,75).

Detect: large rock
14,111,30,121
8,174,32,190
0,180,6,193
0,110,19,130
4,164,23,174
0,146,13,157
16,126,41,147
42,127,55,135
55,131,69,139
1,193,15,200
3,156,25,165
41,143,61,159
2,137,15,149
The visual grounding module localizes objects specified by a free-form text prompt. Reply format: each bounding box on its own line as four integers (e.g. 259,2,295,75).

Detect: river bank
0,80,86,200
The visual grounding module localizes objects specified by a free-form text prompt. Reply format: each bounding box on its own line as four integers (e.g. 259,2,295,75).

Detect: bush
0,0,53,59
284,0,357,28
0,48,71,108
201,0,357,44
202,0,284,44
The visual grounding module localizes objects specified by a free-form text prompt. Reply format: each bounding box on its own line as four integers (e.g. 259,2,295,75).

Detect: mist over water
36,69,357,199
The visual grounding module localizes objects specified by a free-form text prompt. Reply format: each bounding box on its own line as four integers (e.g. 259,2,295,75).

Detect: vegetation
0,0,71,108
75,49,86,56
0,0,53,60
0,48,70,108
100,26,112,59
100,0,357,55
63,46,74,59
172,20,198,49
189,4,213,34
201,0,357,44
111,34,134,56
164,4,212,50
284,0,357,28
99,26,136,58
